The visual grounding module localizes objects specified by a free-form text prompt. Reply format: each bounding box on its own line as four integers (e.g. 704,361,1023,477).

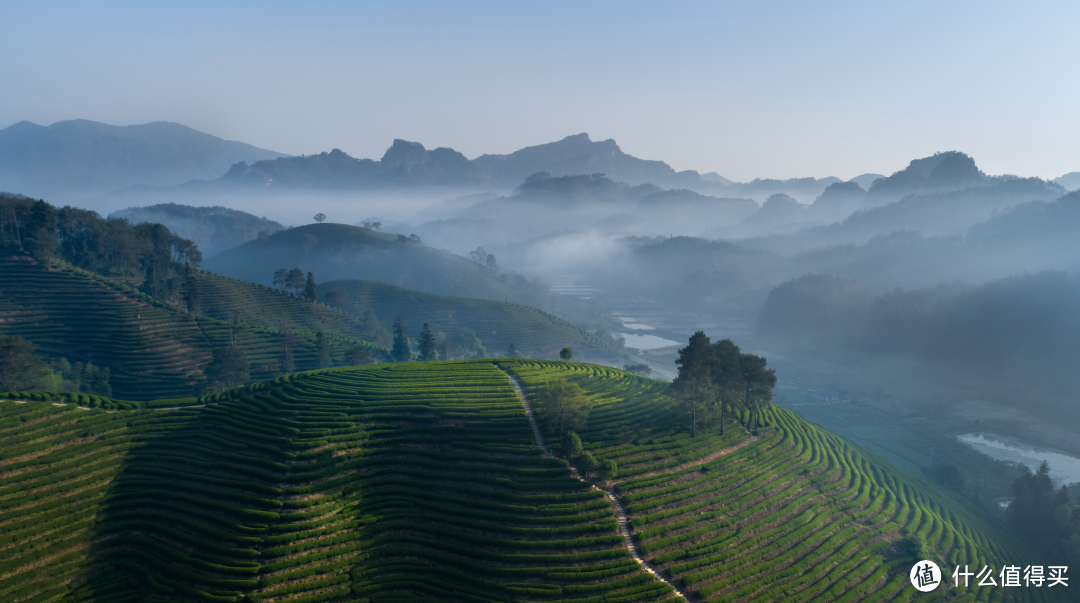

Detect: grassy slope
0,251,383,400
502,360,1062,603
322,278,621,360
0,361,678,603
203,223,529,303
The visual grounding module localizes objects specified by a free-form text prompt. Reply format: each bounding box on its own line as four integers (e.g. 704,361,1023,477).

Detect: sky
2,0,1078,182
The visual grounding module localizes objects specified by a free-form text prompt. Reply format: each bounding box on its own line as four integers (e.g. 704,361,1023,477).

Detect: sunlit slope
502,360,1055,603
0,252,381,399
203,223,529,303
0,361,680,603
323,278,621,359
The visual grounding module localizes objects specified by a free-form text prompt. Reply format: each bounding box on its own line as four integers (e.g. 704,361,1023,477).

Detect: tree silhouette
286,268,305,294
418,323,438,361
304,272,318,302
314,213,327,223
559,347,573,361
273,268,287,289
391,316,411,362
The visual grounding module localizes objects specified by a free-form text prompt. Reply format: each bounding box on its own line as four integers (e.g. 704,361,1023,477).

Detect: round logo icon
910,560,941,592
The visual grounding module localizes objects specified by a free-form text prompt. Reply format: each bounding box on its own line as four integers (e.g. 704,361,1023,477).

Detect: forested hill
0,360,1060,601
110,203,285,257
203,222,558,309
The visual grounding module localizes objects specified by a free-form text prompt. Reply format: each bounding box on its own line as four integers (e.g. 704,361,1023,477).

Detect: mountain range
0,119,287,201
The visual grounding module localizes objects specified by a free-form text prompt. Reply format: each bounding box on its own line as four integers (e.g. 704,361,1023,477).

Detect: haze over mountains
0,120,287,202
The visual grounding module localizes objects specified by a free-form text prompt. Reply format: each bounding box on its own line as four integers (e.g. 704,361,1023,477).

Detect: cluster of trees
623,362,651,376
1,196,203,303
560,431,616,482
673,331,776,437
0,335,111,396
389,316,487,362
272,268,318,301
469,246,498,271
1007,462,1080,564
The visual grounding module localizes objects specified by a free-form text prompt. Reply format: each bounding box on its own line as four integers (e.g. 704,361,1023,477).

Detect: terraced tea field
0,253,382,399
322,278,622,359
0,361,679,602
501,360,1060,602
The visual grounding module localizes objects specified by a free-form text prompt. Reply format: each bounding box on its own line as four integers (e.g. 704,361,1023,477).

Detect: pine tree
391,316,411,362
316,331,332,368
183,264,201,314
418,323,438,361
304,272,318,302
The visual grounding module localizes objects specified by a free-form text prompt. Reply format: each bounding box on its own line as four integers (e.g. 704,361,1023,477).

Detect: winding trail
498,366,688,601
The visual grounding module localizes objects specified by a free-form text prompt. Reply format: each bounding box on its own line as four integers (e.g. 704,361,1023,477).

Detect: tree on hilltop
486,254,498,271
418,323,438,361
273,268,287,289
535,380,589,438
391,316,411,362
739,351,776,428
623,362,651,376
559,347,573,361
469,247,487,265
304,272,318,302
24,200,58,265
286,268,305,294
673,331,718,438
314,213,327,223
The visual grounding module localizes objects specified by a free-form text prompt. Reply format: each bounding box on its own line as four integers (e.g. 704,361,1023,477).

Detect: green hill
1,359,1060,602
0,252,383,400
321,278,622,360
0,362,677,602
203,223,553,308
502,360,1057,602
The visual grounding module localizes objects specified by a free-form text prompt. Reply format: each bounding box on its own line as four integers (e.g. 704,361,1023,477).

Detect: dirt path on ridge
497,365,688,601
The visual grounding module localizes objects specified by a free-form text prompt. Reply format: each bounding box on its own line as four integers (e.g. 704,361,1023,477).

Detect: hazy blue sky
3,1,1078,181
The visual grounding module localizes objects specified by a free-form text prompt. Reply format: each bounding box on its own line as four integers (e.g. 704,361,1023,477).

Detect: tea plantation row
502,360,1064,603
0,360,681,602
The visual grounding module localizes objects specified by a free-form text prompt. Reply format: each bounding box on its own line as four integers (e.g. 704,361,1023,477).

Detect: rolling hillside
502,360,1059,602
0,362,677,602
321,278,622,360
0,252,382,400
203,223,548,307
1,359,1061,601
